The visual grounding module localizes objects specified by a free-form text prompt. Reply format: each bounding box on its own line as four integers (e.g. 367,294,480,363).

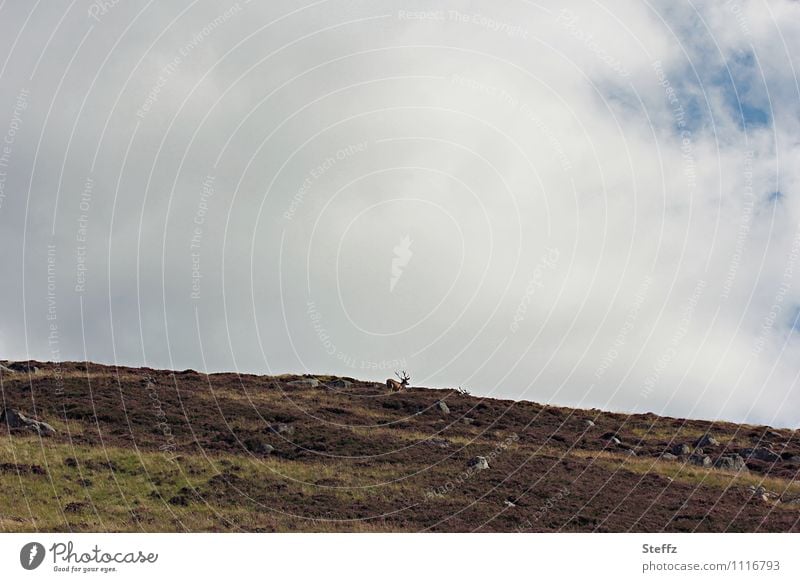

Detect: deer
386,371,411,392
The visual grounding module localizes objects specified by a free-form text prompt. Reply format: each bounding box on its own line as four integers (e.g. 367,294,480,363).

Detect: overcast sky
1,1,799,427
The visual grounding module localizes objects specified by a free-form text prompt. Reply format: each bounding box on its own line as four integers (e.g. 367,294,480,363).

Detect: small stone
467,456,489,470
436,401,450,415
609,437,621,445
661,453,678,461
424,438,451,449
584,420,596,428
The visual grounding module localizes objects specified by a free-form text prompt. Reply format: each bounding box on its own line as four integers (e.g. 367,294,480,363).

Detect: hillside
1,360,799,532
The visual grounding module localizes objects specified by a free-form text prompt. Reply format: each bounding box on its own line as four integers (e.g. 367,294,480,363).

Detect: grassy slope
1,361,799,532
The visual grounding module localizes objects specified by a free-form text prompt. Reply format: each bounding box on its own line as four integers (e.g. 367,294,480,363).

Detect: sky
0,0,799,428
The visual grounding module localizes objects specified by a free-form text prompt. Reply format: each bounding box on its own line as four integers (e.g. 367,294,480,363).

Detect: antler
396,370,411,382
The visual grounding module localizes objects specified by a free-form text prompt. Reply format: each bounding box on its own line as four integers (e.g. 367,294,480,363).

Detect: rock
504,500,516,508
713,454,746,471
741,447,780,463
3,362,39,374
467,456,489,470
462,417,475,425
435,401,450,415
326,378,352,389
660,453,678,461
584,420,596,428
609,437,621,445
695,434,719,448
688,454,712,468
671,443,692,456
747,485,771,503
244,437,274,455
287,378,319,388
269,423,295,436
424,438,451,449
0,408,56,436
782,497,800,506
623,449,637,457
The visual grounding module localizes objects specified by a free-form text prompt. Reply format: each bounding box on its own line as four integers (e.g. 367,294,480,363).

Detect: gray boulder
695,434,720,448
671,443,692,456
467,456,489,470
660,453,678,461
584,420,596,428
714,454,747,471
326,378,352,389
741,447,780,463
435,401,450,415
0,408,56,436
244,438,274,455
609,436,621,445
688,454,712,468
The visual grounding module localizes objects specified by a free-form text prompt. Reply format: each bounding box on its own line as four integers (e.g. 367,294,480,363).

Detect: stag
386,371,411,392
